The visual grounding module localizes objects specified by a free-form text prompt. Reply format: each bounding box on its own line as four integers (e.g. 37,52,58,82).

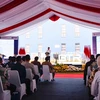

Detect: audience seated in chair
0,76,11,100
26,69,37,92
0,57,6,68
23,55,39,84
42,57,55,81
11,56,32,95
21,56,26,66
0,65,16,95
31,56,43,76
5,56,16,68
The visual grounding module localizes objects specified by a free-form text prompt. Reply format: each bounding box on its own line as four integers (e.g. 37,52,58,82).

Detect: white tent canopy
0,0,100,35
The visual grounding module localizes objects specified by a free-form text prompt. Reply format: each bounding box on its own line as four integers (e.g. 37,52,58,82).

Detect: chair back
34,65,40,76
8,70,21,87
26,69,37,92
0,77,11,100
42,65,51,81
0,77,3,93
26,69,33,80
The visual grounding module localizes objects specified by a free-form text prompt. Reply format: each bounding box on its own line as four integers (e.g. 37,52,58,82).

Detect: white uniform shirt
91,70,100,100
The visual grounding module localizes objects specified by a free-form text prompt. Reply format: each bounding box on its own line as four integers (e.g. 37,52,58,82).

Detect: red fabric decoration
87,47,91,58
84,46,91,58
19,48,26,55
49,15,60,21
1,8,99,33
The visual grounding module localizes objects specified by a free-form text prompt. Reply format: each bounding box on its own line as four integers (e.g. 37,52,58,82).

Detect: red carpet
55,73,83,78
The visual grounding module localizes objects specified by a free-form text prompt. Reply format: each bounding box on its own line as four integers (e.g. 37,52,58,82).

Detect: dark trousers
88,86,94,100
25,78,32,95
38,65,43,76
48,56,50,62
52,72,55,79
33,75,39,84
39,69,43,76
7,84,16,94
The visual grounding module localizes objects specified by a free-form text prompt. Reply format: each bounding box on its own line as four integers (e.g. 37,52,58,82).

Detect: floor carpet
55,73,83,78
22,78,89,100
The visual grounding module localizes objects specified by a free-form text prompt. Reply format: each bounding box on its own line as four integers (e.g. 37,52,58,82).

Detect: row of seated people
4,55,55,80
84,54,100,100
0,67,36,100
0,54,55,99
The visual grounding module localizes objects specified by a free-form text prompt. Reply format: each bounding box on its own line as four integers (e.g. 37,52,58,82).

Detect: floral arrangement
53,63,84,73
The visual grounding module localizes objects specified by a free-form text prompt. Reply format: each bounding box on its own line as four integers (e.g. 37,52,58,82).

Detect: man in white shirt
45,47,51,61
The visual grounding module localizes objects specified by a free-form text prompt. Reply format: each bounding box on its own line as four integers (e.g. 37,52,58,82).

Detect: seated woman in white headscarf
91,54,100,100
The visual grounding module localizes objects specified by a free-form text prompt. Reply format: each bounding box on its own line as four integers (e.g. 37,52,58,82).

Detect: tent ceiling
0,0,14,7
0,0,100,35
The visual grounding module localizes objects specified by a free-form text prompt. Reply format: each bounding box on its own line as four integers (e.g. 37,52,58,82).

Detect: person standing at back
83,55,95,85
91,54,100,100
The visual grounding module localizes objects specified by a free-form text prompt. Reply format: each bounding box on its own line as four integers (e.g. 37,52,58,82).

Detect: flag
84,46,91,58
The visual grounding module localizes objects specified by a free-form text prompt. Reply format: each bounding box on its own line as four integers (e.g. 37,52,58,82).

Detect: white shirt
22,62,36,77
46,49,51,56
91,70,100,100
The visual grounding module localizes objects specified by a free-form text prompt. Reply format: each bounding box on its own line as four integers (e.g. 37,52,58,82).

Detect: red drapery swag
49,15,60,21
